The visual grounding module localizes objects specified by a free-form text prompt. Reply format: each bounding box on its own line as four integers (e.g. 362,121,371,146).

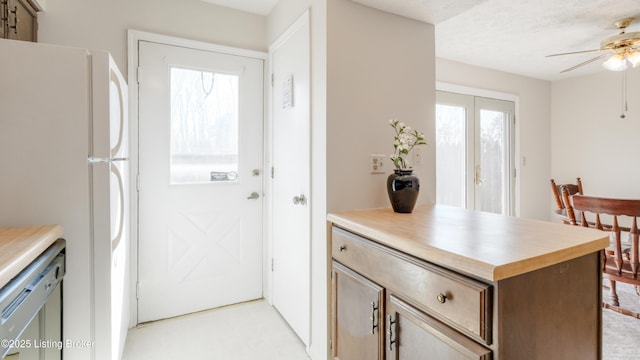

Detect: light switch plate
413,147,423,166
370,154,386,174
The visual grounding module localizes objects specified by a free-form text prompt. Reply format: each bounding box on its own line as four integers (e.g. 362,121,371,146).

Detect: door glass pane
170,67,239,184
479,109,508,215
435,104,466,208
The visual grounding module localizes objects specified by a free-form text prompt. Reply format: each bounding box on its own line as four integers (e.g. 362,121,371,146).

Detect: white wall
436,58,552,221
551,69,640,200
38,0,267,74
327,0,436,212
269,2,434,359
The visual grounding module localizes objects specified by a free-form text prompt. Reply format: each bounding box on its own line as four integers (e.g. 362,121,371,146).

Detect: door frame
436,81,521,216
127,30,268,326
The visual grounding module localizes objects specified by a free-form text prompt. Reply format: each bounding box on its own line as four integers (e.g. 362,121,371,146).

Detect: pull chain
620,70,628,119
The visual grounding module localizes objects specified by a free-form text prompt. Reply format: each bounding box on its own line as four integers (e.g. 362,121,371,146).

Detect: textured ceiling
432,0,640,80
200,0,279,15
202,0,640,81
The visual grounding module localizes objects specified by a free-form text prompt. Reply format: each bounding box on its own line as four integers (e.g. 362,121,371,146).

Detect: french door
137,40,265,322
436,91,515,215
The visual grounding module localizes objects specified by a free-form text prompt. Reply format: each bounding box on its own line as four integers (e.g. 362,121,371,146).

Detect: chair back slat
596,214,603,230
562,188,577,224
632,217,639,278
613,216,623,275
580,212,588,228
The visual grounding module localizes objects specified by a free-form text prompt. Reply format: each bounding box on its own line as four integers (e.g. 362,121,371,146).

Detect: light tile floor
122,300,310,360
123,288,640,360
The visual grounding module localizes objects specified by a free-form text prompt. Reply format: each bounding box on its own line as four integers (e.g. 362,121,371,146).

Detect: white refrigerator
0,39,130,360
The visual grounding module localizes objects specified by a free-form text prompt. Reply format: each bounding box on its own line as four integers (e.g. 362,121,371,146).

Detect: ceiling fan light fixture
628,50,640,67
602,53,629,71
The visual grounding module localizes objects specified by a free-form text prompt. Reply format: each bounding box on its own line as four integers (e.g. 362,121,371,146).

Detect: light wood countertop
0,225,64,289
328,205,609,282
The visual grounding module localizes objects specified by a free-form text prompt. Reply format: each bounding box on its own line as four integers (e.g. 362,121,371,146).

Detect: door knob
293,194,306,205
247,192,260,200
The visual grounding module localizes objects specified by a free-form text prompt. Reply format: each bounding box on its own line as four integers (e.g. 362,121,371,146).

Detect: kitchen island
328,205,609,360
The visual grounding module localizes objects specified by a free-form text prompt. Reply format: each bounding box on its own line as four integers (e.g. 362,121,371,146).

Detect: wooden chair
564,192,640,318
550,177,583,210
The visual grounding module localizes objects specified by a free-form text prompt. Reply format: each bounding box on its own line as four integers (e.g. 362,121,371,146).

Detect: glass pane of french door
435,104,467,208
436,91,515,215
475,97,515,215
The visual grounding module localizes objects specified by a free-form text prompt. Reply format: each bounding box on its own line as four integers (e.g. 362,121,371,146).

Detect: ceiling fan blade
546,49,603,57
560,52,612,73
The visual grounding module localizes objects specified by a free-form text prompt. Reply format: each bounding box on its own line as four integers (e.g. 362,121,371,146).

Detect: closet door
385,295,491,360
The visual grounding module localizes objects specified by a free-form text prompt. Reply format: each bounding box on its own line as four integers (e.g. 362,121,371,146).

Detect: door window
170,67,239,184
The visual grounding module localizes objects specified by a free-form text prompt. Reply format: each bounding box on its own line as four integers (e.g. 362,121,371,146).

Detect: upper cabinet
2,0,38,42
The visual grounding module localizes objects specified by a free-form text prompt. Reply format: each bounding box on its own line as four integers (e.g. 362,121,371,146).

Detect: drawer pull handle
339,245,346,252
436,293,447,304
370,301,378,334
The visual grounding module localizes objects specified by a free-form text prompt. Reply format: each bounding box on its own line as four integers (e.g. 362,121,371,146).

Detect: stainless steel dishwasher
0,239,65,360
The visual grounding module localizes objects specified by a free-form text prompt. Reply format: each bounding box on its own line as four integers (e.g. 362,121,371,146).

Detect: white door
270,12,311,344
436,91,515,215
137,40,264,322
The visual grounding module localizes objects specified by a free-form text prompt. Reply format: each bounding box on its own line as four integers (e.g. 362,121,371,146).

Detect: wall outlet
370,154,386,174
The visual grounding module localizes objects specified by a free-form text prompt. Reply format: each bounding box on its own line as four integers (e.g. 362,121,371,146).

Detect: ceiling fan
547,17,640,73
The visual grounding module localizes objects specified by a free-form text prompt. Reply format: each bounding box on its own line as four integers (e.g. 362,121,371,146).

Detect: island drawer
332,226,492,344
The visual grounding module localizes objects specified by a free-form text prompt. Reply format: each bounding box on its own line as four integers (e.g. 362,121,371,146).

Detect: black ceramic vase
387,169,419,213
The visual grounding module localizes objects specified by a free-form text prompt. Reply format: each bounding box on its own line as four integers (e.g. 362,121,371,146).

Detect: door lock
293,194,306,205
475,165,484,185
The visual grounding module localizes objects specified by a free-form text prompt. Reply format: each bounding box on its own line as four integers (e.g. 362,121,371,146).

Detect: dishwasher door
1,239,65,360
3,285,61,360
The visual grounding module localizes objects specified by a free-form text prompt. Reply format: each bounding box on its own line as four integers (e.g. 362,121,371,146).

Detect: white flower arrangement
388,118,427,170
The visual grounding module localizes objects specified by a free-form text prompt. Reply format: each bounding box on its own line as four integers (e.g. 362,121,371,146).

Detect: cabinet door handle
9,5,16,35
387,314,397,351
370,301,378,334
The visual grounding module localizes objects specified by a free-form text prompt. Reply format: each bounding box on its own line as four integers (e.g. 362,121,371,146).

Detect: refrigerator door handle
88,156,129,164
111,164,125,252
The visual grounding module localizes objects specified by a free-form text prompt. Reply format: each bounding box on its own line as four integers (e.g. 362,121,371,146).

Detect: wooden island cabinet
328,205,609,360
